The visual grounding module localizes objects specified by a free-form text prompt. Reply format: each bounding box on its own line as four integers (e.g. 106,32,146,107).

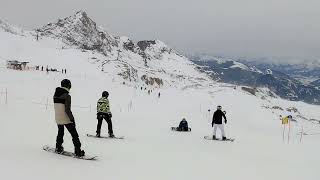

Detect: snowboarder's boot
222,136,227,141
109,134,115,138
55,145,64,154
96,133,100,137
74,149,85,157
212,135,217,140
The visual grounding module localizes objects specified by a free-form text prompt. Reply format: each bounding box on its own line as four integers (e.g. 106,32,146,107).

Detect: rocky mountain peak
137,40,156,51
0,19,24,36
38,11,117,54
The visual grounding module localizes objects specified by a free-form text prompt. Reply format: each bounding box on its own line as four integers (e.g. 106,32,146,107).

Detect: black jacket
53,87,74,123
212,110,227,125
178,120,188,128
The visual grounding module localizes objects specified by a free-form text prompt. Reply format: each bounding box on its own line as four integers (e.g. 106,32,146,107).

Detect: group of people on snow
175,105,228,140
35,65,67,74
52,79,229,157
53,79,114,157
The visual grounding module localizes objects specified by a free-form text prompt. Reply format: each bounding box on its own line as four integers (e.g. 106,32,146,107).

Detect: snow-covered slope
1,12,320,180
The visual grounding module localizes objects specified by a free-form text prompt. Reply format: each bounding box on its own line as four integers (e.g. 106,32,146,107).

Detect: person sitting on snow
177,118,189,131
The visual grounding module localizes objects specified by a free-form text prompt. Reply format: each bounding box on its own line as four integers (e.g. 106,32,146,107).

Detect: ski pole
282,124,286,143
45,97,49,110
287,119,291,144
5,88,8,105
300,125,303,143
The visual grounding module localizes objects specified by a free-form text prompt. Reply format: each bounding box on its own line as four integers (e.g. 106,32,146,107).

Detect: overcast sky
0,0,319,62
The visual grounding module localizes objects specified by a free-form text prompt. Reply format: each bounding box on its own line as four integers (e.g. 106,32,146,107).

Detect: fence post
282,124,286,143
300,125,303,143
45,97,49,110
287,120,291,144
5,88,8,105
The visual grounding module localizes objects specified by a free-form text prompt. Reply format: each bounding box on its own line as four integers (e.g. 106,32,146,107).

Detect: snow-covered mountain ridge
33,11,208,88
190,54,320,105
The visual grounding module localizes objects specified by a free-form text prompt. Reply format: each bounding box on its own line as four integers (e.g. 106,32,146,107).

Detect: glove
225,119,227,124
108,112,112,118
71,121,76,127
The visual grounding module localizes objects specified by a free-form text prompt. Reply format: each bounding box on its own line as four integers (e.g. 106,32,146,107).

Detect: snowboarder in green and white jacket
96,91,114,138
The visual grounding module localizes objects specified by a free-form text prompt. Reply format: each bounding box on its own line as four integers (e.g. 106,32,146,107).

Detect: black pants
177,127,189,131
56,123,81,151
96,113,113,135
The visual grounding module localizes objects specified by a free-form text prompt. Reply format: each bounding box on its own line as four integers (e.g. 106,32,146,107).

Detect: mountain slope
311,79,320,88
35,11,209,89
191,55,320,104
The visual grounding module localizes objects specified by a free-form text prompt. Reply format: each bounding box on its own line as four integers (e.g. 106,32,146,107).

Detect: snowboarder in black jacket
211,105,227,140
53,79,85,157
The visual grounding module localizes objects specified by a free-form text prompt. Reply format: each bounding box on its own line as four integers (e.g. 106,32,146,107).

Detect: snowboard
42,145,97,160
171,127,192,132
204,136,235,142
86,134,124,139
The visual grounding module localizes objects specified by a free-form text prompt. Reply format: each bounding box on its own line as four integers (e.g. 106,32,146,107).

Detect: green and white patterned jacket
97,97,111,113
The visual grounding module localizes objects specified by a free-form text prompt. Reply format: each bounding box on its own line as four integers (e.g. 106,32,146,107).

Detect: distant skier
53,79,85,157
158,92,161,98
177,118,189,131
212,105,227,140
96,91,114,138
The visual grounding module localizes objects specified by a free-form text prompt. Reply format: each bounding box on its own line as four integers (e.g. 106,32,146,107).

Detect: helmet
61,79,71,89
217,105,222,110
102,91,109,97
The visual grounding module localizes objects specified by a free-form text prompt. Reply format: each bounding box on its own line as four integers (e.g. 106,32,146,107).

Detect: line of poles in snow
0,86,318,144
0,87,137,114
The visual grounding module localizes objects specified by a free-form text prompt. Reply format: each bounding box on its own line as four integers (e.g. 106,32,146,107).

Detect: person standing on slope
96,91,115,138
54,79,85,157
212,105,227,140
